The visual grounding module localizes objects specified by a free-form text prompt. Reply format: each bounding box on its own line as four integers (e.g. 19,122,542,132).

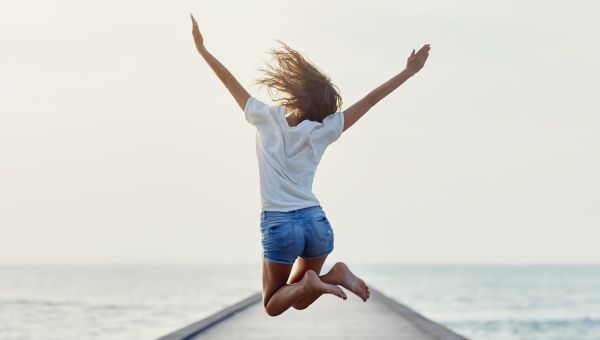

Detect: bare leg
290,259,370,310
287,256,329,310
262,259,346,317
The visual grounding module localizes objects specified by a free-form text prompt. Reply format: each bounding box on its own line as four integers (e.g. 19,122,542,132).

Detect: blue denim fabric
260,205,334,264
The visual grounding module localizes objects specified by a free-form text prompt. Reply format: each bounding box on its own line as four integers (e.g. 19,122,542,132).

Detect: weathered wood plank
158,287,469,340
156,293,261,340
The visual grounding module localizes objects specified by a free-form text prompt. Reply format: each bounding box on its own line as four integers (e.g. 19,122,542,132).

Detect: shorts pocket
267,221,295,248
308,214,334,242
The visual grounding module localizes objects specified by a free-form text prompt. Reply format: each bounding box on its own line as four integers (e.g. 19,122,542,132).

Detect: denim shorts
260,205,334,265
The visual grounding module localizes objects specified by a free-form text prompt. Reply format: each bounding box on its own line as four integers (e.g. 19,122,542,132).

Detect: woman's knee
292,301,308,310
263,303,283,317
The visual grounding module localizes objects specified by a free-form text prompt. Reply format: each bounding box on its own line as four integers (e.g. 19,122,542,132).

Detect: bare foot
301,270,347,300
328,262,370,301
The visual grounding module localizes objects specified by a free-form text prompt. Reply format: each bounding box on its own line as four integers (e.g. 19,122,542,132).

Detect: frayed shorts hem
300,246,334,260
263,245,334,265
262,255,295,265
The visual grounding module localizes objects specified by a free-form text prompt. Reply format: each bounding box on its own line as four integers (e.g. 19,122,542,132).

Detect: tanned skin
190,13,431,316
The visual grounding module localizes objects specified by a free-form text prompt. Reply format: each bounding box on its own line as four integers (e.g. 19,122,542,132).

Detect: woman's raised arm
342,44,431,132
191,14,250,111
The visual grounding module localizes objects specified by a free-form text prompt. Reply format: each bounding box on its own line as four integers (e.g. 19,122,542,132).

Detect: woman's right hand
406,44,431,75
190,14,205,53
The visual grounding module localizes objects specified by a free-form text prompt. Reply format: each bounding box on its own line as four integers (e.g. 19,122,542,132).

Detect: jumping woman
190,14,430,317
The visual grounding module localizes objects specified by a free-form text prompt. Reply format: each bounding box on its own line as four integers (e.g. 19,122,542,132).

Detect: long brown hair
254,40,342,123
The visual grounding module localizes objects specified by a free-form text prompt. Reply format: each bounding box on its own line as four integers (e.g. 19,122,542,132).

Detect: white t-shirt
244,96,344,212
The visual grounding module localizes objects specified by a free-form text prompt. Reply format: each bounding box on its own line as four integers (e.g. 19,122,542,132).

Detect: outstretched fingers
190,13,204,48
416,44,430,56
417,44,431,63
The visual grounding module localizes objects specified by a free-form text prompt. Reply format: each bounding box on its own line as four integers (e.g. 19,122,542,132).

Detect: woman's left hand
190,14,205,53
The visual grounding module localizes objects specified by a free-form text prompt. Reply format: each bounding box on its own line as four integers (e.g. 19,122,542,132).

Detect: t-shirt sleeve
244,96,272,126
315,111,345,146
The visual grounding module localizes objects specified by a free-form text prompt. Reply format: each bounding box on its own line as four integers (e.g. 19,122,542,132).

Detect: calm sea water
1,264,599,340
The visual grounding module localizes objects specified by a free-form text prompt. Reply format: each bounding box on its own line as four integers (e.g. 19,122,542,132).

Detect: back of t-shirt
244,96,344,211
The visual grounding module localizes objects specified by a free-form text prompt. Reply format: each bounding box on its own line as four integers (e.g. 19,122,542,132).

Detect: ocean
1,264,599,340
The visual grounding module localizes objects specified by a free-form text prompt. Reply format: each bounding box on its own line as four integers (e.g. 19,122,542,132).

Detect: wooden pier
158,287,469,340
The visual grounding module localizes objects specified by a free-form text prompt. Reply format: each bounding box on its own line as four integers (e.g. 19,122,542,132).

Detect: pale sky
1,0,598,264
